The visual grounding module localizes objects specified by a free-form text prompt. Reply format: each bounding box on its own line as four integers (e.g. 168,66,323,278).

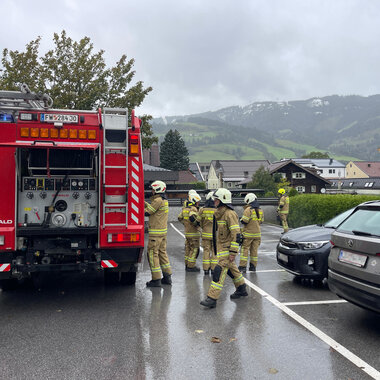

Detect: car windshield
324,208,354,229
336,208,380,236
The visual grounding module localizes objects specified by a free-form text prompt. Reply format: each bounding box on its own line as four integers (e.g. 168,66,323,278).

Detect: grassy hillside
153,118,360,163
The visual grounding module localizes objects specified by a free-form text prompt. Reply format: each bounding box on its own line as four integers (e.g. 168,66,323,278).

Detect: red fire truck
0,84,145,288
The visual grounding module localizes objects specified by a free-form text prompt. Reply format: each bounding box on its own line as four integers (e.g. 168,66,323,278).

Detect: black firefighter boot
146,279,161,287
238,266,246,273
200,297,217,308
186,266,200,272
249,263,256,272
161,274,172,285
230,284,248,299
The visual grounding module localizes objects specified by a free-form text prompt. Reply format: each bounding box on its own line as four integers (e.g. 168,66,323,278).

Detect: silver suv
328,201,380,313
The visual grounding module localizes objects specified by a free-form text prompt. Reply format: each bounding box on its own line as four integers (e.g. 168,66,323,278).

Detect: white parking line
283,300,348,306
244,278,380,380
170,223,185,238
250,269,285,273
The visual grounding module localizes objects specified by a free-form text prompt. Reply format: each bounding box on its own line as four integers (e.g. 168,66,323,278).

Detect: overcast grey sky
1,0,380,117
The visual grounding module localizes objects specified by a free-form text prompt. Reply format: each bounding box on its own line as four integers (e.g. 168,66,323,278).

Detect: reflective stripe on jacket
196,207,215,240
145,194,169,236
240,205,263,238
178,204,200,238
214,206,241,255
278,195,289,214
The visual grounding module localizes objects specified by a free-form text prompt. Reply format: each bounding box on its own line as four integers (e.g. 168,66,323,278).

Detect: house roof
269,159,331,184
177,170,198,184
293,158,345,168
330,177,380,190
143,164,179,182
211,160,270,179
189,162,204,181
352,161,380,177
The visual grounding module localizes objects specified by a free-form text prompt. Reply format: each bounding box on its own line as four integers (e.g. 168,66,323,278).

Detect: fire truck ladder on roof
102,108,129,228
0,84,53,114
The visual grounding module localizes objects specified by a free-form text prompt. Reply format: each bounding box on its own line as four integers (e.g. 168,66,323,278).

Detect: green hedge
288,194,380,228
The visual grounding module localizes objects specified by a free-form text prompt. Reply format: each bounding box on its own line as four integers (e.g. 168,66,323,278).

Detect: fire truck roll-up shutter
0,141,99,150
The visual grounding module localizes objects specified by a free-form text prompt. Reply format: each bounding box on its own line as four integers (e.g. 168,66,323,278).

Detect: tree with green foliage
0,31,157,149
302,151,330,159
160,130,189,171
247,166,281,197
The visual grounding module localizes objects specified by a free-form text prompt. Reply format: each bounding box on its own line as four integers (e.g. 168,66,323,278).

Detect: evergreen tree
160,129,189,170
0,31,157,149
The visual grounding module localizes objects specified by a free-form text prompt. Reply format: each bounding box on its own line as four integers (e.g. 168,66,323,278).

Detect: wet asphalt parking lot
0,222,379,380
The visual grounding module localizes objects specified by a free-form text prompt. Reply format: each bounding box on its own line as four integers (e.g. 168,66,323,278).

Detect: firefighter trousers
147,235,172,280
185,237,200,268
239,238,261,268
207,256,245,300
279,213,289,232
202,239,217,271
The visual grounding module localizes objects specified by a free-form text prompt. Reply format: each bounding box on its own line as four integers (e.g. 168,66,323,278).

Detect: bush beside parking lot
288,194,380,228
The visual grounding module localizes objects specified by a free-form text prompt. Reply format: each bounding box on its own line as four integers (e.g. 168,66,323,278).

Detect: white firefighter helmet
244,193,257,204
189,192,201,203
206,191,214,200
151,180,166,193
188,189,197,200
213,188,232,205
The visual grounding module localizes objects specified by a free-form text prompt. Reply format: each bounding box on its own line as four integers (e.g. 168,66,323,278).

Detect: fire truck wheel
120,272,136,286
104,270,120,285
0,279,18,291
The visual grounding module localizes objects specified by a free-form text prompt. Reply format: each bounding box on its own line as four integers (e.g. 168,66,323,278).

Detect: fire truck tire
104,270,120,285
120,272,136,286
0,279,18,291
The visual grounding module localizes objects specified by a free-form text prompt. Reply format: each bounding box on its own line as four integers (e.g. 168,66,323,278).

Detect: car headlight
298,241,329,250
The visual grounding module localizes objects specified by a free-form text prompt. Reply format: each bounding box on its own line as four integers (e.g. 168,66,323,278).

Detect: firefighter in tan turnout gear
145,180,172,287
277,188,289,233
200,188,248,308
195,191,217,275
178,192,201,272
238,193,263,273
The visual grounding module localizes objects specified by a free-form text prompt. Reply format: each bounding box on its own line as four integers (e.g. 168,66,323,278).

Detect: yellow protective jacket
145,194,169,236
178,203,200,238
240,205,264,239
196,207,215,240
214,206,241,257
278,195,289,214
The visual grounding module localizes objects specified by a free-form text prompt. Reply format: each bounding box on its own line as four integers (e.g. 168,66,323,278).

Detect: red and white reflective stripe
129,156,141,224
0,263,11,272
101,260,118,268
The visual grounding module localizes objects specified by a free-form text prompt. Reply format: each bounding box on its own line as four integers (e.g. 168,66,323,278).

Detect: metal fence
144,188,278,206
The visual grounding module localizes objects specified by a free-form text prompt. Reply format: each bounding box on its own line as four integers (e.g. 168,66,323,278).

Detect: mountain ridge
152,94,380,161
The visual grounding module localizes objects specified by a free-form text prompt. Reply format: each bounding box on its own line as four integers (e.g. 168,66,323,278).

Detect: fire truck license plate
41,114,78,123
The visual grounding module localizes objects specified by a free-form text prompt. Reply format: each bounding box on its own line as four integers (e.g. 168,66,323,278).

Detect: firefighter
178,192,201,272
195,191,217,275
144,180,172,287
277,188,289,233
238,193,264,273
200,188,248,308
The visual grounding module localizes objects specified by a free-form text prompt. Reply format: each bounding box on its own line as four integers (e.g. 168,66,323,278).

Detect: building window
369,182,374,187
311,185,316,192
228,182,232,187
292,172,306,179
328,169,336,174
365,182,369,187
278,172,287,179
296,186,305,193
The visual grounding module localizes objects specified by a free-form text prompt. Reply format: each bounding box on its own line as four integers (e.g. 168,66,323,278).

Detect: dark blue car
276,208,354,280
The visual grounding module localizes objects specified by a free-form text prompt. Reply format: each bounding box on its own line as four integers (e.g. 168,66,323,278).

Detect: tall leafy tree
160,129,189,170
302,151,330,159
247,166,281,197
0,31,157,148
